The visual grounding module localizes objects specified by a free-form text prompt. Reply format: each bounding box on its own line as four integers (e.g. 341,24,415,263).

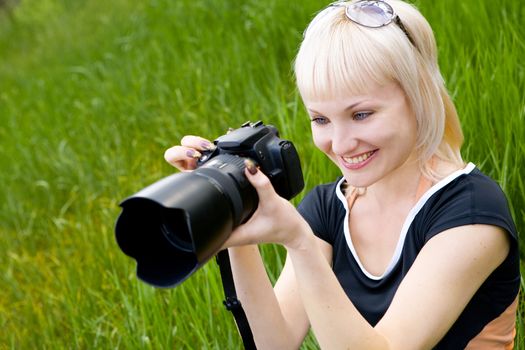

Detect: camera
115,121,304,288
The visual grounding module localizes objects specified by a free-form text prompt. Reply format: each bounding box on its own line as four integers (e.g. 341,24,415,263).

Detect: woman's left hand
222,161,311,250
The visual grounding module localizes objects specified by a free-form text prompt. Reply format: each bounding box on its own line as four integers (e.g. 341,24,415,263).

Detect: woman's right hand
163,135,216,172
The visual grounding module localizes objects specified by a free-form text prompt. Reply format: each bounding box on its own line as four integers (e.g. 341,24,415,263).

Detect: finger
164,145,201,170
244,160,277,202
180,135,216,151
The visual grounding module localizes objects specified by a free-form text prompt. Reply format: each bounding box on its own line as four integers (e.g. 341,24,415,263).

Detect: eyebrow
307,100,370,115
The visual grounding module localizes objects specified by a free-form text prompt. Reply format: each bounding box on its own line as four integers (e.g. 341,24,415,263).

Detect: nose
331,125,358,156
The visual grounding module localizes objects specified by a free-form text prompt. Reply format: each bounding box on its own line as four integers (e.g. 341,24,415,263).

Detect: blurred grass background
0,0,523,348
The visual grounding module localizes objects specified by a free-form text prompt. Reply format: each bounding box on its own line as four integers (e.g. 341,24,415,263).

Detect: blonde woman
165,1,519,348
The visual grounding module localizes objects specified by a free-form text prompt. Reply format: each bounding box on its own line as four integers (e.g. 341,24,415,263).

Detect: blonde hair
294,0,464,180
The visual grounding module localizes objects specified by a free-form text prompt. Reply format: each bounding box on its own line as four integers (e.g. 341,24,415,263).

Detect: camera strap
216,249,257,350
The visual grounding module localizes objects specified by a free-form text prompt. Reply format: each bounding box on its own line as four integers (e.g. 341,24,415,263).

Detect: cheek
383,118,418,158
311,129,331,154
376,115,417,146
396,116,418,146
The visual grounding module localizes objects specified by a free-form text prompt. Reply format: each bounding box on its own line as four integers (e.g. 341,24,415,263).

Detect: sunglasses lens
346,1,394,27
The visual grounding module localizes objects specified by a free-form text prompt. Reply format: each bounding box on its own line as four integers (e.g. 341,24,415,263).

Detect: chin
342,173,377,189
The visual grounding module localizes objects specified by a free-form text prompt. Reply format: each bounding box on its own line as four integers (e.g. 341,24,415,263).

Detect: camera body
199,121,303,199
115,121,304,287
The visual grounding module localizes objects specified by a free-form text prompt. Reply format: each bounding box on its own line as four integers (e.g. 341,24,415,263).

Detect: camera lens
160,213,193,253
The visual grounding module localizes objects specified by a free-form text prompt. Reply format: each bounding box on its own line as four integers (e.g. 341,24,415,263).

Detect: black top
297,163,520,349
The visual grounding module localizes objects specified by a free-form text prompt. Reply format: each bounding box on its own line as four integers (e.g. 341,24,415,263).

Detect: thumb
244,159,277,202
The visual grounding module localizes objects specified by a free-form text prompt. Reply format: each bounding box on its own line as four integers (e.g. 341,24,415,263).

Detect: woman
164,0,519,348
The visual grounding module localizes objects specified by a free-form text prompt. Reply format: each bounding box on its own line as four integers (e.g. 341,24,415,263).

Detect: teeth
344,151,374,164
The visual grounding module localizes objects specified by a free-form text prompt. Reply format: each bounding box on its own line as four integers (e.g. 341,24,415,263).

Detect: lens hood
115,172,235,287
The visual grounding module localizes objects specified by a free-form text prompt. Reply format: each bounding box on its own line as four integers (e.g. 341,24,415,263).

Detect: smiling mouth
342,150,377,164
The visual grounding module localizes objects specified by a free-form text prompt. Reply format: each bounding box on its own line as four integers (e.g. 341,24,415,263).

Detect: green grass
0,0,523,348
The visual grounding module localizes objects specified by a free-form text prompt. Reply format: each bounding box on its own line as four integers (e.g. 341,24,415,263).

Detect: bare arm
228,238,332,349
375,224,510,349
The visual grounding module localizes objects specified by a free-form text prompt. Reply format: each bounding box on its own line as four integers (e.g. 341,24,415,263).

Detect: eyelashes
353,112,372,121
311,116,329,125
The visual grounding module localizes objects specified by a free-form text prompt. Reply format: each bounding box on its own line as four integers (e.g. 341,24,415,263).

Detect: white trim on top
335,162,476,280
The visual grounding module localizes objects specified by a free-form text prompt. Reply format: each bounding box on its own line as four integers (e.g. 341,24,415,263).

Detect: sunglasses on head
311,0,417,49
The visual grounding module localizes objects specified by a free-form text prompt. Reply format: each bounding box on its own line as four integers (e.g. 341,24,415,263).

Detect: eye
353,111,372,121
311,116,329,125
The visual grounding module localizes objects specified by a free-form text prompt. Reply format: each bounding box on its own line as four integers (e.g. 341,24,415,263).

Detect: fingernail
245,159,258,175
186,149,201,158
201,141,216,151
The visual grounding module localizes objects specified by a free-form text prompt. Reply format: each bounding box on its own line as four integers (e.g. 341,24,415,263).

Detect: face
305,81,418,188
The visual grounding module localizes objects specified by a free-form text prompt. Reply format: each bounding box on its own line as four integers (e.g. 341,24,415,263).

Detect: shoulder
436,165,512,215
419,163,517,242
